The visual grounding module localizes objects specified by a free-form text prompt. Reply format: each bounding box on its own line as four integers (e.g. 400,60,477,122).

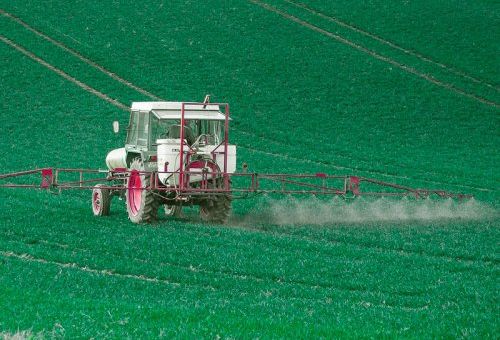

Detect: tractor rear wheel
126,159,160,223
92,184,110,216
199,179,231,224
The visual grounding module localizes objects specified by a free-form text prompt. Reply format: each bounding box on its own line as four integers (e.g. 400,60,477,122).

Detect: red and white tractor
95,99,236,223
0,97,472,224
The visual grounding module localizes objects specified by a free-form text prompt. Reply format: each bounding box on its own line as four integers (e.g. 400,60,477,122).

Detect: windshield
151,117,224,147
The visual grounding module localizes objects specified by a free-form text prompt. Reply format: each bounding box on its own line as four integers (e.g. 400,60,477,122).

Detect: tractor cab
150,108,225,147
103,100,236,224
106,101,236,188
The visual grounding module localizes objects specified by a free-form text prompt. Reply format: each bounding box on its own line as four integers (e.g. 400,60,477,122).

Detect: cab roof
131,101,229,120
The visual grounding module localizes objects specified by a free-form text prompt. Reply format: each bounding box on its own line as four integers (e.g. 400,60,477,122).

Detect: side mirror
112,121,120,134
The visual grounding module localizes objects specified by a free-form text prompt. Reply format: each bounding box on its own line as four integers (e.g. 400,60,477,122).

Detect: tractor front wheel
126,159,160,223
92,184,111,216
164,204,182,217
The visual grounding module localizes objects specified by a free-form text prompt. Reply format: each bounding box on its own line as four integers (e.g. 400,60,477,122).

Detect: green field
1,0,499,338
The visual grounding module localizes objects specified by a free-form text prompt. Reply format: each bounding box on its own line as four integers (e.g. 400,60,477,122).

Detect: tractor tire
126,158,160,223
164,204,182,217
199,179,232,224
92,184,111,216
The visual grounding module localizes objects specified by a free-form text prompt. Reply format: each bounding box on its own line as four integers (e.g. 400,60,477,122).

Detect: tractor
1,98,472,224
92,99,236,224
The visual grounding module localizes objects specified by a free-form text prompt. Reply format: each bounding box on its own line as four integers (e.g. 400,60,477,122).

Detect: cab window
197,120,224,144
137,112,149,146
126,110,139,144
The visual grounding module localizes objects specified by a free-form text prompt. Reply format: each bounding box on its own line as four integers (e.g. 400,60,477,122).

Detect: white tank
157,138,237,186
105,147,127,170
157,139,182,185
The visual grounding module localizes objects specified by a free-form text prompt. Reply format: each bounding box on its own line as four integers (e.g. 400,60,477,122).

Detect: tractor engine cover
105,147,127,170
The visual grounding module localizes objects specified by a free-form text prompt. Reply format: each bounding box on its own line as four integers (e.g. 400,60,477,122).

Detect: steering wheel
192,134,212,147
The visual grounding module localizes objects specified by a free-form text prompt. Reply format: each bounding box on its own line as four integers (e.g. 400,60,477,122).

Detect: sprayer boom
0,168,471,200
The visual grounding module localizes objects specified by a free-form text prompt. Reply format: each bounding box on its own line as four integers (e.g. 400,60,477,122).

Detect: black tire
164,204,182,217
126,158,160,223
92,184,111,216
199,179,232,224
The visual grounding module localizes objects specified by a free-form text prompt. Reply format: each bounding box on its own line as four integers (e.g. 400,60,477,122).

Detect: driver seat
169,125,195,145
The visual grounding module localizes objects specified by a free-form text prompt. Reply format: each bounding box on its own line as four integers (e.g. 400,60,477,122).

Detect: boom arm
0,168,472,200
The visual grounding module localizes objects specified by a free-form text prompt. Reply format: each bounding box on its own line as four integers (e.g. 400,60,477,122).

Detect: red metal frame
178,102,231,192
179,103,185,190
0,167,472,200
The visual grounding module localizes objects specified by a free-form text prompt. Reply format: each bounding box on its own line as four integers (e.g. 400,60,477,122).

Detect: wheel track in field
0,247,434,313
2,228,496,288
0,9,161,101
5,225,498,270
283,0,500,93
278,231,500,268
248,0,499,108
222,223,500,268
0,35,127,111
0,250,202,289
1,234,492,311
0,18,494,192
2,247,432,311
234,128,450,180
144,221,500,271
1,236,433,300
238,145,493,192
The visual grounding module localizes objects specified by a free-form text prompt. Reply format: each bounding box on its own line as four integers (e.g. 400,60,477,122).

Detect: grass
1,330,45,340
0,0,499,337
1,193,498,337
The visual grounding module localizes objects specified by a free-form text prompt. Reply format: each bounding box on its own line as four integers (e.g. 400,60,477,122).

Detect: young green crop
0,0,498,337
